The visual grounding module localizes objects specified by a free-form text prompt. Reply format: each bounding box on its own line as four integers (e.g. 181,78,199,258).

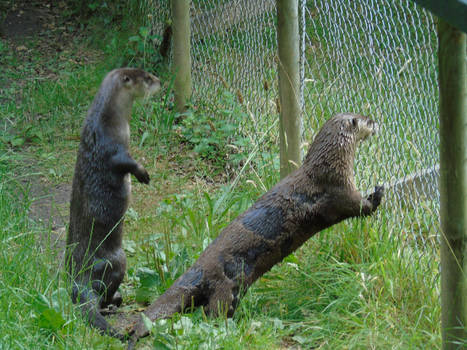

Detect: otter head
118,68,161,99
305,113,378,188
92,68,161,143
335,113,378,144
99,68,161,120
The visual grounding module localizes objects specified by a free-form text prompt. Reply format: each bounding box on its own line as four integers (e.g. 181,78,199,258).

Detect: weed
126,26,166,69
175,91,251,170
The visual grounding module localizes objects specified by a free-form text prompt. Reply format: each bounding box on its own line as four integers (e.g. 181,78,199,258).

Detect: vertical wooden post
438,19,467,350
172,0,192,113
277,0,301,178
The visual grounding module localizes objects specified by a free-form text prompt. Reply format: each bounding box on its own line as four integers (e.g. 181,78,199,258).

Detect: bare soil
1,1,52,40
1,0,74,242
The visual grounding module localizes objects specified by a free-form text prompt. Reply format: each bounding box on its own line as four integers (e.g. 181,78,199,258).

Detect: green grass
127,188,441,349
0,153,125,349
0,2,443,349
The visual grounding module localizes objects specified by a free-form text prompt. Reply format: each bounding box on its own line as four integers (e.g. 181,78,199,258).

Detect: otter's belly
87,173,131,224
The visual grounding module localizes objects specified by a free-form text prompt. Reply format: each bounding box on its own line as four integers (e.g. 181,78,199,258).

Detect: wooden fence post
277,0,301,178
172,0,192,113
438,19,467,350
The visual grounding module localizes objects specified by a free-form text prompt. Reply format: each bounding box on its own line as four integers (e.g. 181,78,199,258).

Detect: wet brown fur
66,68,160,340
129,113,384,347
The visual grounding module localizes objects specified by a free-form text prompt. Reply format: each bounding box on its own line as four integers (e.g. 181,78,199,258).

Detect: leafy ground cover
0,1,441,349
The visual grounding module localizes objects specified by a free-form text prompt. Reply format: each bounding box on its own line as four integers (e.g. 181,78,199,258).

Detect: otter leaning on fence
128,113,384,348
66,68,161,340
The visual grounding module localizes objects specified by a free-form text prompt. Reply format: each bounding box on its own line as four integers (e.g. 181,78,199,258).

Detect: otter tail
73,284,127,341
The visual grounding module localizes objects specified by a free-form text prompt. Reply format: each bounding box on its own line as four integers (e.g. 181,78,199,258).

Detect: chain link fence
149,0,439,283
302,0,439,288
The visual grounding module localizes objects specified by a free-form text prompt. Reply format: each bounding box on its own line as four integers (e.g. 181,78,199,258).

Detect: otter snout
367,118,379,135
352,114,378,142
145,73,161,96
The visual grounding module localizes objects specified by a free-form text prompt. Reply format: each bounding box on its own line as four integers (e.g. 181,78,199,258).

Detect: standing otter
66,68,160,339
129,113,384,347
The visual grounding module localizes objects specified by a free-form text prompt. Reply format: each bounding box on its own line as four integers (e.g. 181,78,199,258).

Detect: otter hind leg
101,291,123,309
91,254,125,309
206,280,238,318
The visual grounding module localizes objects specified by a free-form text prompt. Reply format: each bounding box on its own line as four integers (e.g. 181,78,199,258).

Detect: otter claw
135,167,150,184
367,185,384,209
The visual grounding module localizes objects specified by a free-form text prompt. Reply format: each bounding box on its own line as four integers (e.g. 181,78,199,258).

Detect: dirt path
2,0,74,243
1,1,53,40
22,172,71,255
28,181,71,230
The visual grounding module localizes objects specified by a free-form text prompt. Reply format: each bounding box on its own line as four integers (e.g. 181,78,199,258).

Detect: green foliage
126,26,166,69
0,0,12,21
177,92,251,168
103,23,169,73
0,125,44,148
64,0,127,24
135,235,191,296
30,289,68,332
131,75,177,148
142,315,278,350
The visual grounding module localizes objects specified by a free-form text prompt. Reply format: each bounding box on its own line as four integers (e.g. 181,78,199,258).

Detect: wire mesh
190,0,279,137
301,0,439,285
149,0,440,283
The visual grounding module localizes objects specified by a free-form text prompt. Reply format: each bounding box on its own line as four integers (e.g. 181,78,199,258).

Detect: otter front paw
367,185,384,210
134,165,150,184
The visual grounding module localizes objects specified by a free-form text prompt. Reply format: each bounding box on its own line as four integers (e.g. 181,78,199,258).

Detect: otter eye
352,118,358,128
122,75,131,84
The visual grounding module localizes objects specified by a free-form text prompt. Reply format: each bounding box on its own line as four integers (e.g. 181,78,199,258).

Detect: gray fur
66,68,160,340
